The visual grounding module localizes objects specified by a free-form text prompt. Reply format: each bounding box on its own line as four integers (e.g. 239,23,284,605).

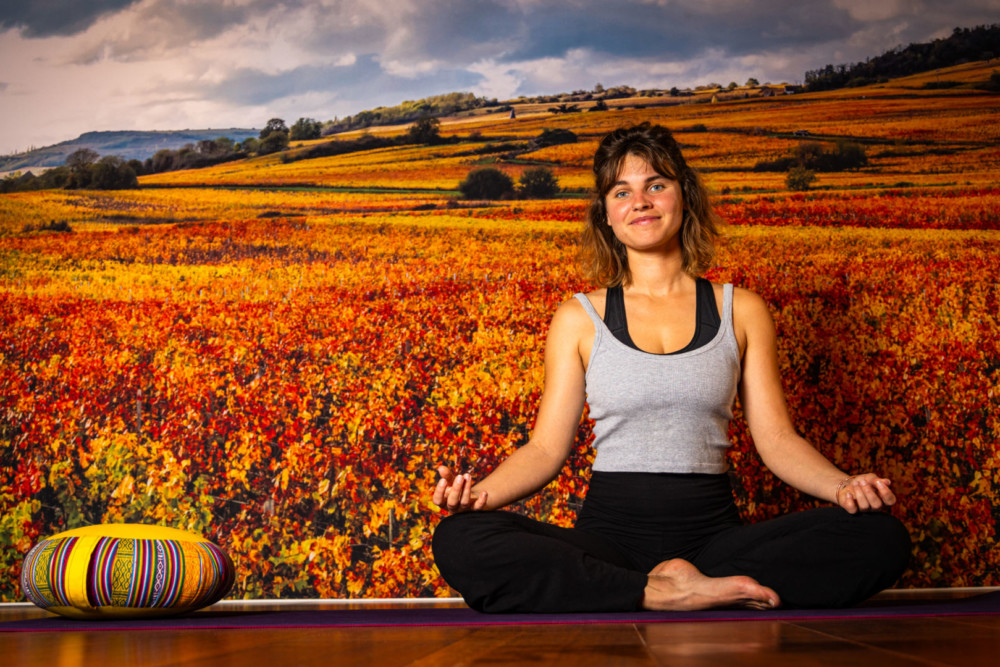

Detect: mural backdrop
2,64,998,600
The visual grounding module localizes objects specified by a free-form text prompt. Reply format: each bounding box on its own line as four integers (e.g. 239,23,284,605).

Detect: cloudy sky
1,0,997,154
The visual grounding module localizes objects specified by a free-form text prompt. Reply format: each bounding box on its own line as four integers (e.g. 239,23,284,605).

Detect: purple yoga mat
3,592,999,632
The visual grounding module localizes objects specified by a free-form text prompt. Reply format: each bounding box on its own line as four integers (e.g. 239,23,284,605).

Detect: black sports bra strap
602,278,720,355
603,285,637,349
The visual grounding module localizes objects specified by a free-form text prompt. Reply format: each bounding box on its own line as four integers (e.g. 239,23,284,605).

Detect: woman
431,123,910,613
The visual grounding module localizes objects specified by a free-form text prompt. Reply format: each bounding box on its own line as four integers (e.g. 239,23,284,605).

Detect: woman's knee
432,513,476,561
431,511,516,574
860,512,911,573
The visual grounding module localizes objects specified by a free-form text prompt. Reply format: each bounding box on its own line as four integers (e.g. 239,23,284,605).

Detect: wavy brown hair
579,122,722,287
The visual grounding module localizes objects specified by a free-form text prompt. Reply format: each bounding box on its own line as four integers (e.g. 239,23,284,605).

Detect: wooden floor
3,590,999,666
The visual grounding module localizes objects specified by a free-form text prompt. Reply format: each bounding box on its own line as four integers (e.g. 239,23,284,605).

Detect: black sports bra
603,278,721,355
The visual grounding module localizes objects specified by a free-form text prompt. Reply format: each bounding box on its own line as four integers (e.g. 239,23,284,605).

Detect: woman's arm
734,288,896,513
433,297,590,512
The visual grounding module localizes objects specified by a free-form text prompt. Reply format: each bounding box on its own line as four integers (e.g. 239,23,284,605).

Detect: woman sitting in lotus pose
430,123,910,613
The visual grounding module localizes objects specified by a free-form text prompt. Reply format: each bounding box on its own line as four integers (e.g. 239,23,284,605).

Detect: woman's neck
624,250,691,296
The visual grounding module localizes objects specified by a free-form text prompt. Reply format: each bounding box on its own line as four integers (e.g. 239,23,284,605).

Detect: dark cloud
0,0,141,37
398,0,524,61
207,55,483,107
500,1,858,62
67,0,289,64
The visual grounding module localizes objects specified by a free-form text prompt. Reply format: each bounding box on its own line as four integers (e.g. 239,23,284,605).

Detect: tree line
322,92,499,134
1,149,139,193
805,24,1000,91
1,114,460,194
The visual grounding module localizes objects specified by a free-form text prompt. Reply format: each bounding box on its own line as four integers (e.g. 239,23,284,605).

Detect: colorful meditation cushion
20,523,235,619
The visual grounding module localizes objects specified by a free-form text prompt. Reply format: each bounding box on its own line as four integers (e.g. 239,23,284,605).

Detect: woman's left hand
836,473,896,514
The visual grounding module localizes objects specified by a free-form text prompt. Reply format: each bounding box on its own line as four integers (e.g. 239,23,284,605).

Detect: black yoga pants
432,471,911,613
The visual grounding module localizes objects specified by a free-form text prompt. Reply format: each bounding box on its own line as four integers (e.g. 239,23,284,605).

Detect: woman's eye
613,190,629,199
649,183,665,192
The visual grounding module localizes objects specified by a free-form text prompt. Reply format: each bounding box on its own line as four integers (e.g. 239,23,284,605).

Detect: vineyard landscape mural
2,61,999,601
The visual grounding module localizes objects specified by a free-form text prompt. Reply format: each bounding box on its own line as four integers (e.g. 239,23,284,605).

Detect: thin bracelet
836,476,854,496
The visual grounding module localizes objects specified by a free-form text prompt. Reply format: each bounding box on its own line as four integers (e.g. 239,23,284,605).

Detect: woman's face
604,153,684,253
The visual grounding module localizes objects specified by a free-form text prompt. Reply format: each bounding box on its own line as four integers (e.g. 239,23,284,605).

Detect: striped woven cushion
21,524,235,619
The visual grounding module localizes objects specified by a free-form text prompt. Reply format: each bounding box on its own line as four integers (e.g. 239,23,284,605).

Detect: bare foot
641,559,780,611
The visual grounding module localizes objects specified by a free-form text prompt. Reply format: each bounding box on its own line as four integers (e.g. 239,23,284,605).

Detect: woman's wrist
835,475,854,504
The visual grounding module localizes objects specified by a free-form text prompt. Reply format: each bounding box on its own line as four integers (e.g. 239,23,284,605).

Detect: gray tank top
574,283,740,473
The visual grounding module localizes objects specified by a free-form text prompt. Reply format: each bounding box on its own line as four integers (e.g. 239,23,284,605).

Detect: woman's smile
606,153,684,249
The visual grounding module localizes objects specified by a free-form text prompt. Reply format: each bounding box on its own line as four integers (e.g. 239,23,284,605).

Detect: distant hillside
324,92,500,134
0,129,258,174
805,24,1000,91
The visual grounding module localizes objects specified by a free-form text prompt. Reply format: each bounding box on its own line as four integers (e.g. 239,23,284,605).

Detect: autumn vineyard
1,61,999,601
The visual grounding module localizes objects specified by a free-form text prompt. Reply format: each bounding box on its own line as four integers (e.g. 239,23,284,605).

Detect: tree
90,156,138,190
746,77,760,87
64,148,100,188
548,103,579,114
404,116,441,144
66,148,99,171
290,117,323,141
149,149,177,173
260,118,288,140
532,128,577,148
258,130,289,155
239,137,260,154
518,167,559,198
786,166,816,191
795,142,825,167
214,136,236,153
979,70,1000,92
831,141,868,170
127,159,146,177
459,167,515,200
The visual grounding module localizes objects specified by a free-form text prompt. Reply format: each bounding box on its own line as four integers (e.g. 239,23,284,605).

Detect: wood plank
639,620,937,666
937,615,1000,630
789,618,1000,666
5,627,483,667
409,623,656,666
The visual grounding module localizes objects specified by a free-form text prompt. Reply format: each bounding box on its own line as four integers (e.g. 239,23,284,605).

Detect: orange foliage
2,71,999,600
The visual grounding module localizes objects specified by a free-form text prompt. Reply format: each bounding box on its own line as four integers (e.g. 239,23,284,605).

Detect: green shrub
518,167,559,198
978,71,1000,92
786,166,816,191
459,167,515,200
532,128,577,148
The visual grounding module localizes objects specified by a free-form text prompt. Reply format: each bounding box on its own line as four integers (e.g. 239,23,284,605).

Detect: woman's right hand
432,465,488,513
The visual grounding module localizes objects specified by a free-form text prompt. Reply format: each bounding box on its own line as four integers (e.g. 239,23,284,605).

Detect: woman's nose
633,193,651,209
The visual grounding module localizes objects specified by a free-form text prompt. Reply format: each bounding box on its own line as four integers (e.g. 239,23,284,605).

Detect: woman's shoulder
730,285,772,319
555,288,605,324
728,285,776,355
547,292,602,361
579,287,608,316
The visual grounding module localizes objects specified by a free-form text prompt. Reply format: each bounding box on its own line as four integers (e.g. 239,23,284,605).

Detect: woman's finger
432,477,448,507
861,481,885,510
446,475,466,509
460,474,473,507
473,490,488,510
875,479,897,506
841,490,858,514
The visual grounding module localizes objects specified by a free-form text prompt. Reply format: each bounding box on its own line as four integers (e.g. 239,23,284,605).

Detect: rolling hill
0,128,258,174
